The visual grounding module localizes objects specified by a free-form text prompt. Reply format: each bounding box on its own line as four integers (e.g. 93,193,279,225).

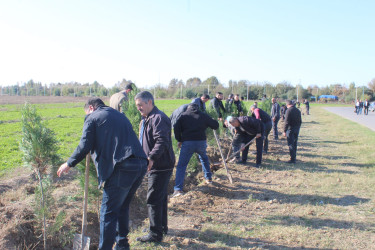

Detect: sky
0,0,374,88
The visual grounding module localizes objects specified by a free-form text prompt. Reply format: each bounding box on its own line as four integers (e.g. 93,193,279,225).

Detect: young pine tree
20,103,60,250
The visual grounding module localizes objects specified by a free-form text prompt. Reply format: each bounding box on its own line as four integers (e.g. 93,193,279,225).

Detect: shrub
20,103,60,250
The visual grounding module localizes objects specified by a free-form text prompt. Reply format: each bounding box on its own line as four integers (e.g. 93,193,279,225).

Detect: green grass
0,102,86,176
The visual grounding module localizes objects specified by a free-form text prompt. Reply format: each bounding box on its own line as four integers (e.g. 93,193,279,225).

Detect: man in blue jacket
172,103,219,197
57,97,147,250
135,91,175,243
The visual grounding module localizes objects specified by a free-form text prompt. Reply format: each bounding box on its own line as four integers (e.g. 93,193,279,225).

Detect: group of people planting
56,86,302,250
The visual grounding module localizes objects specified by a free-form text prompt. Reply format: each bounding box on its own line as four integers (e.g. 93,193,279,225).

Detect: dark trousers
233,133,263,164
263,121,272,153
364,107,369,115
286,127,300,162
272,117,280,139
99,158,147,250
147,170,173,240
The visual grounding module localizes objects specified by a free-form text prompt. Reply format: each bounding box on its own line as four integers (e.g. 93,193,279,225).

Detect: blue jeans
174,140,212,191
99,158,147,250
147,169,173,240
286,127,300,162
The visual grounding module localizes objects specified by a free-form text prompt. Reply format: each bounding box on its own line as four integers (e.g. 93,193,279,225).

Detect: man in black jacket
135,91,175,243
233,94,244,116
271,98,280,140
172,103,219,197
228,116,263,168
57,98,147,250
283,100,302,163
191,94,210,112
250,105,272,154
210,92,226,120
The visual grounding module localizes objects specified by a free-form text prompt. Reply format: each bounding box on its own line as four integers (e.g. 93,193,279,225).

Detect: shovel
225,137,256,163
213,130,233,184
73,154,91,250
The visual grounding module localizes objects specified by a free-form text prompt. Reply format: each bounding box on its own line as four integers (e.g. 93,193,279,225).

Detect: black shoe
254,164,261,168
287,160,296,164
136,234,162,243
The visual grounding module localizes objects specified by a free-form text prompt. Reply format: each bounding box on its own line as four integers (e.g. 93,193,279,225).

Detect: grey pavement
324,107,375,132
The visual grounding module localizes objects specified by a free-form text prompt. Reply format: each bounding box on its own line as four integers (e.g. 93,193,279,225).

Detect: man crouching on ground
135,91,175,243
57,97,148,250
172,103,219,198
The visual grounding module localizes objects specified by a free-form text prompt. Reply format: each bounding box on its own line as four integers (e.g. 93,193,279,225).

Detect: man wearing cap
109,83,133,112
191,94,210,112
172,103,219,197
283,100,302,163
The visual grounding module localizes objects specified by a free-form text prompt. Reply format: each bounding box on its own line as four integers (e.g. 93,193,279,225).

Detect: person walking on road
191,94,210,112
271,98,280,140
57,97,148,250
364,99,369,115
135,91,175,243
228,116,263,168
172,103,219,197
283,100,302,164
109,83,133,112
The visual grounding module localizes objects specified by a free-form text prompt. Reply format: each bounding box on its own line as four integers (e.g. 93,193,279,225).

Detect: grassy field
1,99,374,249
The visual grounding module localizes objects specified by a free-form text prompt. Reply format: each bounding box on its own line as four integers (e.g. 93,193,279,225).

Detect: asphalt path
324,107,375,131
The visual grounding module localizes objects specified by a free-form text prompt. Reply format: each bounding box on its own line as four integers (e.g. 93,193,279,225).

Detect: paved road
324,107,375,131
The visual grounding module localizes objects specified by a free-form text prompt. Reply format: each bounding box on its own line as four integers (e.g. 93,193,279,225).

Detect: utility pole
180,84,182,99
247,85,249,101
355,87,357,101
362,86,364,100
207,84,210,95
296,85,299,102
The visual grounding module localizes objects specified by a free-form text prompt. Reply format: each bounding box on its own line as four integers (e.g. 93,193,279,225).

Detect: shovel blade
73,234,90,250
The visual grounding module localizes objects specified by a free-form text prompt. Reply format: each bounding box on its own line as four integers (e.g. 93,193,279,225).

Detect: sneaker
171,190,184,198
287,159,296,164
254,163,261,168
205,179,213,184
136,234,161,243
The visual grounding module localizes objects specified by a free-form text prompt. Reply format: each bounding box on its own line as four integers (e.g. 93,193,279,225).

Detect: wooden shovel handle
82,154,90,238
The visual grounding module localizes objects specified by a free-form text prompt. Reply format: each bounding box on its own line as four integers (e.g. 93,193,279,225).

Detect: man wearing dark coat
283,100,302,164
135,91,175,243
228,116,263,168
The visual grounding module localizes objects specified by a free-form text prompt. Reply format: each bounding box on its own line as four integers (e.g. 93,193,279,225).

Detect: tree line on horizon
1,77,374,102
